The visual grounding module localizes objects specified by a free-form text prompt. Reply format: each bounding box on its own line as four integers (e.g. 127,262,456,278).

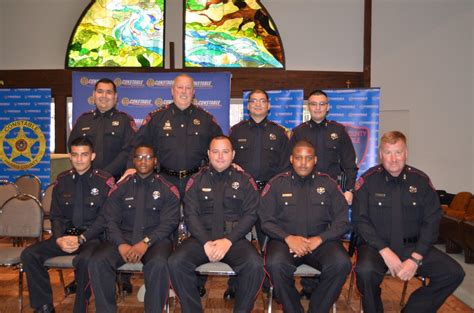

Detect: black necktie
211,174,226,240
131,180,146,244
390,182,403,256
296,178,310,237
94,115,105,168
315,125,326,172
72,175,84,228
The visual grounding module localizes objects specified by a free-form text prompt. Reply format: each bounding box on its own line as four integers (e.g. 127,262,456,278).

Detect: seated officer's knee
355,262,376,281
20,247,34,264
333,255,352,275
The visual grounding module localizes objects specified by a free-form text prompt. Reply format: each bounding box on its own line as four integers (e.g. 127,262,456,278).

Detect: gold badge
330,133,338,140
153,191,160,199
112,121,120,126
269,133,276,140
409,186,417,193
193,119,201,125
317,187,326,194
163,120,172,130
232,182,240,190
282,193,293,197
202,188,212,192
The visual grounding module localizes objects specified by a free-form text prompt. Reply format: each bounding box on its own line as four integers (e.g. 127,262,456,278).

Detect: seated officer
352,131,465,313
168,135,264,313
260,140,351,313
89,144,180,313
21,137,114,313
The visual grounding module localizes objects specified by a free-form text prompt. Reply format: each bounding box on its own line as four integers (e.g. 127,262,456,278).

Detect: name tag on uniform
237,138,247,142
374,193,386,197
202,188,212,192
125,197,134,201
81,127,90,131
282,193,292,197
112,121,120,126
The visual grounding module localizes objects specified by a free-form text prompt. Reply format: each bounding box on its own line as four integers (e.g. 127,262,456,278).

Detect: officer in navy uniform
21,137,114,313
226,88,290,298
89,144,180,313
68,78,137,179
353,131,465,313
290,89,357,297
168,136,264,313
123,74,223,197
260,140,351,313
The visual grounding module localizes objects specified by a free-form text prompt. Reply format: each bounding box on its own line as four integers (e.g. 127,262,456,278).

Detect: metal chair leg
19,267,23,313
267,286,273,313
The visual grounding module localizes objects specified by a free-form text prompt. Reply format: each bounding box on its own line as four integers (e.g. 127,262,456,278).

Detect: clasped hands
285,235,322,258
118,242,149,263
56,235,80,253
379,247,420,281
204,238,232,262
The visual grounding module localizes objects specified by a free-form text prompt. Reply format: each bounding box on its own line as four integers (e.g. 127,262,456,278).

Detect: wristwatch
142,236,152,246
409,256,422,267
77,234,86,246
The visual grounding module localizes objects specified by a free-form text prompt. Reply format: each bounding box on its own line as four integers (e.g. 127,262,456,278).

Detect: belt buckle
178,170,187,179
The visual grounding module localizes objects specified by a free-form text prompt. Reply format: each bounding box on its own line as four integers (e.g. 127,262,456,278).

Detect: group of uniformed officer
20,75,465,313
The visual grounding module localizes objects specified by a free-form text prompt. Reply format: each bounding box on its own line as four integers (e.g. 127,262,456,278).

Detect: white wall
372,0,473,192
0,0,472,192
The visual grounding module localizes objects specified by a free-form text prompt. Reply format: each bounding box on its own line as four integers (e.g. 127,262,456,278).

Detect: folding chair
15,174,42,200
40,183,55,235
43,255,76,296
0,181,19,208
0,194,43,312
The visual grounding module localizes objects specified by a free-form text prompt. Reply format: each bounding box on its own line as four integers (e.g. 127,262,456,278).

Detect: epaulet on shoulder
56,169,74,180
155,174,180,199
355,166,382,191
231,119,247,129
405,165,435,190
268,171,291,184
316,171,339,184
92,169,112,180
78,110,95,118
185,166,208,192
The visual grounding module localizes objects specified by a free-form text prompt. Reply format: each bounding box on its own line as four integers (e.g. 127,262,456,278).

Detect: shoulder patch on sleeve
170,185,180,200
185,177,195,192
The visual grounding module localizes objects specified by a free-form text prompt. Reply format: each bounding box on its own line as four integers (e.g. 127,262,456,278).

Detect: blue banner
242,89,304,132
72,72,231,133
325,88,380,176
0,88,51,191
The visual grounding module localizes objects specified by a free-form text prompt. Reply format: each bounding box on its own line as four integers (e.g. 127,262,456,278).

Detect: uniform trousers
89,238,172,313
168,237,265,313
265,240,351,313
20,237,101,312
355,244,465,313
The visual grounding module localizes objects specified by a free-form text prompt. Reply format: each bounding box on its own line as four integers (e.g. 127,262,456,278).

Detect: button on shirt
128,103,223,171
229,117,291,182
69,108,137,177
183,166,260,245
105,173,180,247
290,119,358,190
352,165,442,257
50,168,115,240
259,170,350,242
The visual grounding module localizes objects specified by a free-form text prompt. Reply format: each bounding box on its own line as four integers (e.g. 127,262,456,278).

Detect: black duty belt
255,180,268,190
160,166,200,179
403,236,418,244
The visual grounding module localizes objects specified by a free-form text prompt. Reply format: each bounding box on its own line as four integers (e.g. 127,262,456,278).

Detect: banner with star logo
0,89,51,191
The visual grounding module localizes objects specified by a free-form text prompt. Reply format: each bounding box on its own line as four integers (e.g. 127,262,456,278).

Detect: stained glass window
185,0,285,68
66,0,165,67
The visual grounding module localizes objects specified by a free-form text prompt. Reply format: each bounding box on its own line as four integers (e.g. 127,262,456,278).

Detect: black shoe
122,280,133,295
223,287,236,300
64,280,77,295
299,287,312,300
198,285,206,297
34,303,55,313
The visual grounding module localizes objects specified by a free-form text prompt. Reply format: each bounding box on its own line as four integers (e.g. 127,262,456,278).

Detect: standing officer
290,89,357,297
353,131,465,313
260,140,351,313
89,144,180,313
168,136,264,313
123,74,223,197
227,88,290,298
21,137,114,313
69,77,137,179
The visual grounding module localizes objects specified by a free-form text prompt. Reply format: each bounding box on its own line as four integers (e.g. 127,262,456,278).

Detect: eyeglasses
308,101,328,106
249,98,268,104
134,154,154,161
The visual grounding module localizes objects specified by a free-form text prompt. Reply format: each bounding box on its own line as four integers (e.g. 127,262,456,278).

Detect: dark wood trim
54,96,67,153
363,0,372,87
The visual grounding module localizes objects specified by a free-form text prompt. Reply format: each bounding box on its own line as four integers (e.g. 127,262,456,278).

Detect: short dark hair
134,144,155,157
210,135,234,150
95,78,117,93
69,137,94,152
248,89,269,101
292,140,315,155
308,89,328,99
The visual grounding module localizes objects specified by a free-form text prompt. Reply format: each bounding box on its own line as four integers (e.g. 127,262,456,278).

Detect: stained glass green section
67,0,164,67
185,0,284,68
